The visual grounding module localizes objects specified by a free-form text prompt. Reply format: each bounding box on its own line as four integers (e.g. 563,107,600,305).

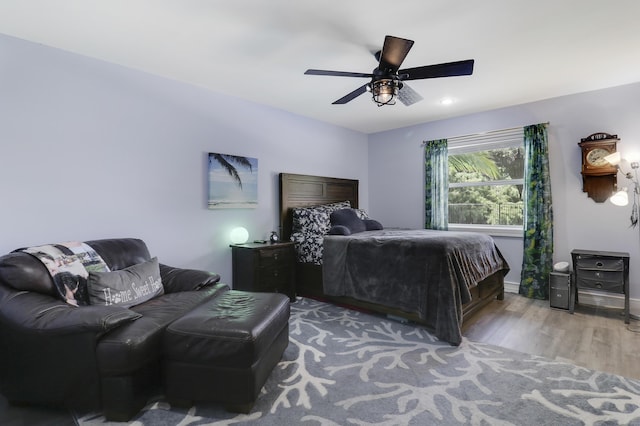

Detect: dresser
230,242,296,301
570,249,629,324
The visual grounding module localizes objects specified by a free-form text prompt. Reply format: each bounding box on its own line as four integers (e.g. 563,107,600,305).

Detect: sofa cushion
96,283,229,376
0,286,142,334
0,252,56,296
88,257,163,308
159,264,221,293
85,238,151,271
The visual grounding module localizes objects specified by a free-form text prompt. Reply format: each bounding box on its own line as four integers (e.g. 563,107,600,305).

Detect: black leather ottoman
162,290,290,413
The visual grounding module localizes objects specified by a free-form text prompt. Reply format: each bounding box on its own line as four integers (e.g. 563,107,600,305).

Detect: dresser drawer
575,256,624,271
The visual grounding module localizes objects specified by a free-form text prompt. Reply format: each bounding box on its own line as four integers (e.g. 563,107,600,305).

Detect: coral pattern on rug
77,298,640,425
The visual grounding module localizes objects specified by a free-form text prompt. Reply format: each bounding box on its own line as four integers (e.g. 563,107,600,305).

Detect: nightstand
230,242,296,301
570,249,629,324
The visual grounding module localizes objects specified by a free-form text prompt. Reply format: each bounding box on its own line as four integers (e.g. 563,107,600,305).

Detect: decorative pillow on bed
354,208,370,220
292,200,351,235
290,232,325,265
328,208,384,236
87,257,164,308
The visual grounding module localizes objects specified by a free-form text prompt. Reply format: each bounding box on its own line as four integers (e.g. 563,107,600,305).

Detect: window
447,127,524,236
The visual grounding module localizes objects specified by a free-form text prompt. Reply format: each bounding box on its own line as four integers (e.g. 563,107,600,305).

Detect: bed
279,172,509,345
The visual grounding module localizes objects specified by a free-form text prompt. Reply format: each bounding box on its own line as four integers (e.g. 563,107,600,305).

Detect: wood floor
462,292,640,380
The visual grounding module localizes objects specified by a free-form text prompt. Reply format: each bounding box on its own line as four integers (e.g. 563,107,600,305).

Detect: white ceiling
1,0,640,134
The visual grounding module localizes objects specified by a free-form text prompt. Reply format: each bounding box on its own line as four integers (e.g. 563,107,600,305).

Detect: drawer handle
274,254,279,260
595,282,602,289
595,261,604,268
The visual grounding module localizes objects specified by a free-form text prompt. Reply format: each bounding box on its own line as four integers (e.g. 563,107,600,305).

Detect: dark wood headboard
279,173,359,241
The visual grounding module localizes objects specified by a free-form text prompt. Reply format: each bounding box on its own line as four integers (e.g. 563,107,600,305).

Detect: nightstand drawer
575,269,622,283
576,277,623,293
257,265,292,285
575,256,624,271
258,247,293,267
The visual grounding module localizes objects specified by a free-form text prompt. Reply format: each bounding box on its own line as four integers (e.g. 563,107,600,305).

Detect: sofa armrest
159,264,221,293
0,290,141,335
0,287,127,407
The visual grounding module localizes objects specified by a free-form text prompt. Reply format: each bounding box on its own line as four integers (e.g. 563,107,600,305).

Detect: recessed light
440,97,455,106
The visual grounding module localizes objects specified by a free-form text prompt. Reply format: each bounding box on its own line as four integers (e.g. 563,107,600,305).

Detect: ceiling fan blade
305,69,373,78
332,84,368,104
397,83,424,106
399,59,475,81
378,35,414,72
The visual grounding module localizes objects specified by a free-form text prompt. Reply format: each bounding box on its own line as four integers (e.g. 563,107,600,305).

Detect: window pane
449,147,524,183
448,185,523,225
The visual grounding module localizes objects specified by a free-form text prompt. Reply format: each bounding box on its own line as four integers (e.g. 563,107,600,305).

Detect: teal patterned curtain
424,139,448,230
519,123,553,299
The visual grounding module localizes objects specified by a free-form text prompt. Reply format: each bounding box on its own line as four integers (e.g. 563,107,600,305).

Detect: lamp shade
371,79,400,106
230,227,249,244
610,188,629,206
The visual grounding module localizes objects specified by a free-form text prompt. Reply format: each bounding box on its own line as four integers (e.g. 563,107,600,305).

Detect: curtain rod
420,122,550,146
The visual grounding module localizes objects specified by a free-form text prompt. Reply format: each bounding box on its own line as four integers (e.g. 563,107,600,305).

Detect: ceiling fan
304,35,474,107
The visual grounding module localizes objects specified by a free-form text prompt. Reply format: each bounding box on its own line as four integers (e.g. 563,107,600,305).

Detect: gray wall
368,82,640,305
0,34,368,283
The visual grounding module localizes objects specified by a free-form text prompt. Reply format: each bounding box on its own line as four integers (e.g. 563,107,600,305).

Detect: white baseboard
504,281,519,294
503,280,639,318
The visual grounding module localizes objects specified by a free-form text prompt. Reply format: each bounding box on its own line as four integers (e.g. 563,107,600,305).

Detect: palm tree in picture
209,153,253,189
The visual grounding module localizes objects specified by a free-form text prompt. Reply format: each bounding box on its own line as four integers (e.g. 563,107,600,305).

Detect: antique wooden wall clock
578,132,619,203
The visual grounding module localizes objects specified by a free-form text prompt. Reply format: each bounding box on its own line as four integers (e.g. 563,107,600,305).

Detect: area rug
76,297,640,425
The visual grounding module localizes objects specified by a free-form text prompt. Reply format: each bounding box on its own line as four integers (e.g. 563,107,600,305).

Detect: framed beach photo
208,153,258,209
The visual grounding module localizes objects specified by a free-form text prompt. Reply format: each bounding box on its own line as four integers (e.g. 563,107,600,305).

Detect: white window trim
448,223,523,238
447,126,525,235
447,127,524,152
449,178,525,188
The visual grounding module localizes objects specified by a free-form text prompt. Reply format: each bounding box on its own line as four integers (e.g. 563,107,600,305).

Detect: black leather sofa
0,238,289,421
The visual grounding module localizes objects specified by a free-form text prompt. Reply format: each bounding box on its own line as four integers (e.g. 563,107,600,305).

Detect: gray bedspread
322,229,509,345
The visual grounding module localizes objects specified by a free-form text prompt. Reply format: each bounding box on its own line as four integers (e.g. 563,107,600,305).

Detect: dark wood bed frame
279,172,504,324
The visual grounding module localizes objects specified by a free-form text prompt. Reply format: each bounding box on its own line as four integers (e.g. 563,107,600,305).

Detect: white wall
4,33,639,311
0,34,368,283
368,82,640,307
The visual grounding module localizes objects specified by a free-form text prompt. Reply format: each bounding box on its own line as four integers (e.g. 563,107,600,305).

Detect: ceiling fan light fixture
305,35,474,106
370,79,402,106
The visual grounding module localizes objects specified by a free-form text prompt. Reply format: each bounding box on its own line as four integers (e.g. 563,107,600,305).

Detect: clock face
586,148,612,167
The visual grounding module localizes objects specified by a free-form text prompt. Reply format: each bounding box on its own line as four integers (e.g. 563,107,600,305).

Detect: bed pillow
87,257,164,308
328,208,366,235
328,208,384,236
363,219,384,231
292,200,351,234
290,232,325,265
354,208,370,220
